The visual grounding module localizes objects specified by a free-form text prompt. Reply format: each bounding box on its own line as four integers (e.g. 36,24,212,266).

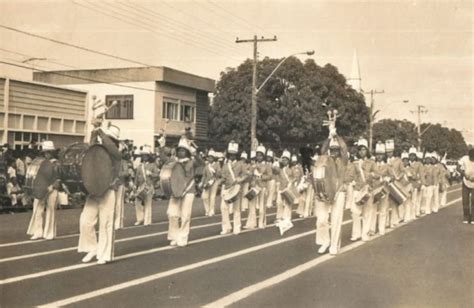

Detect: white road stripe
39,221,351,307
0,211,286,263
0,185,461,248
204,196,463,307
0,214,311,285
0,210,224,248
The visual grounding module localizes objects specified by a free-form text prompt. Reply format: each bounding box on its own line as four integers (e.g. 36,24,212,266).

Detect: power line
74,0,242,61
0,24,154,67
0,47,76,69
203,0,266,33
118,0,245,57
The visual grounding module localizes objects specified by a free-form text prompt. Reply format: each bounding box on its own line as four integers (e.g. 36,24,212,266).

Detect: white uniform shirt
458,156,474,189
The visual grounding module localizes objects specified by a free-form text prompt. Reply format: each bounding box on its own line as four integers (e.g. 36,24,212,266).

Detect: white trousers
266,179,276,208
258,187,267,228
303,185,315,217
114,185,125,230
207,182,219,216
167,193,194,245
412,188,422,217
135,191,153,225
373,196,389,235
221,195,241,233
360,194,375,241
78,189,116,261
240,182,250,211
422,185,435,214
315,192,346,254
245,194,258,229
433,184,440,212
27,191,58,239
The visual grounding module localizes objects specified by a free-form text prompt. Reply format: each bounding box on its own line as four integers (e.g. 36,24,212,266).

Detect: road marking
39,221,353,307
0,185,461,248
0,210,286,263
204,196,463,307
0,210,224,248
0,213,312,285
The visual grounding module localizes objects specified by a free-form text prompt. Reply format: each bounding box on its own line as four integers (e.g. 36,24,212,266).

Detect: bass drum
59,143,113,197
160,161,191,198
312,155,339,203
24,158,56,199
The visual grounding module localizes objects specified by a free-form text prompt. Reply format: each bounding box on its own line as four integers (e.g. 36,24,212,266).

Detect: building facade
0,77,88,150
33,67,215,150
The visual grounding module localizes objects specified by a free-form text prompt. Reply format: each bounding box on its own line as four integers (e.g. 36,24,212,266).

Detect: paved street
0,184,472,307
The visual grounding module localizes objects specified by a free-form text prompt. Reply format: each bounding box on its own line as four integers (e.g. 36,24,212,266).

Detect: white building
34,67,215,150
0,76,88,149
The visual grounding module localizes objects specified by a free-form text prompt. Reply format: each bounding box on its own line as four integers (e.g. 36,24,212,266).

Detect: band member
400,151,415,221
239,152,250,212
315,136,350,255
114,149,129,230
438,157,451,208
408,147,423,217
265,149,277,210
420,152,436,215
351,138,377,242
275,150,296,234
244,151,259,229
457,149,474,224
220,141,247,235
166,137,202,247
369,141,392,236
27,141,60,240
78,122,121,264
430,152,443,213
134,145,159,226
201,150,220,216
385,140,403,226
290,155,305,217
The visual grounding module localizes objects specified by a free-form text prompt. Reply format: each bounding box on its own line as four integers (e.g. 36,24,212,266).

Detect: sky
0,0,472,143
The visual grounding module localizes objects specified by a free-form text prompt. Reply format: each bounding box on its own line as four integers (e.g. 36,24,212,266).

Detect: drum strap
283,167,290,183
357,160,366,183
228,162,236,183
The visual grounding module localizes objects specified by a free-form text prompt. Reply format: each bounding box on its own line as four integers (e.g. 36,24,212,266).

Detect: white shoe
134,221,143,226
233,230,241,235
177,241,187,247
318,245,329,254
82,252,97,263
97,259,107,265
350,237,360,242
30,235,41,240
329,248,338,256
462,221,469,224
220,230,231,235
170,240,177,246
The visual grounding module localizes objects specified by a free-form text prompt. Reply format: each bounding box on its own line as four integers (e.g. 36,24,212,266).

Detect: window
163,98,179,120
105,95,134,119
11,132,47,149
180,103,195,123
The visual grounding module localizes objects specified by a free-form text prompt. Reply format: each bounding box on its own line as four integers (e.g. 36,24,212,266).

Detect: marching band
23,107,459,265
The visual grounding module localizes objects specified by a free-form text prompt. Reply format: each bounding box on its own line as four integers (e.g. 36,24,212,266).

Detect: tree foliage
209,57,369,149
372,119,468,159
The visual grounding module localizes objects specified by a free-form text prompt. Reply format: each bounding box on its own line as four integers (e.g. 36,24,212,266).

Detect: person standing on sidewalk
457,149,474,224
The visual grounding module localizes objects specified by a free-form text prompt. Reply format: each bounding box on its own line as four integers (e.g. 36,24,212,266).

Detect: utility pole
236,35,277,150
362,89,384,151
410,105,428,151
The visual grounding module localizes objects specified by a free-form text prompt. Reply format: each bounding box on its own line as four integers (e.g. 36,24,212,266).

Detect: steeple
347,50,361,92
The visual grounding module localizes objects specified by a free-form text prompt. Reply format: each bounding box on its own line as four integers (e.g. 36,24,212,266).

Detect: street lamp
256,50,315,94
249,50,314,149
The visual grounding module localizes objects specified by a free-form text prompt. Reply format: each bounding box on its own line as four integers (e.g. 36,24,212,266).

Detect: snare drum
354,185,371,206
280,186,299,205
244,187,261,201
387,181,408,205
222,184,241,204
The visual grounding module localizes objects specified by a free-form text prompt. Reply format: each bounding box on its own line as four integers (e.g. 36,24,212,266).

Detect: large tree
372,119,418,152
209,57,369,150
421,123,468,159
